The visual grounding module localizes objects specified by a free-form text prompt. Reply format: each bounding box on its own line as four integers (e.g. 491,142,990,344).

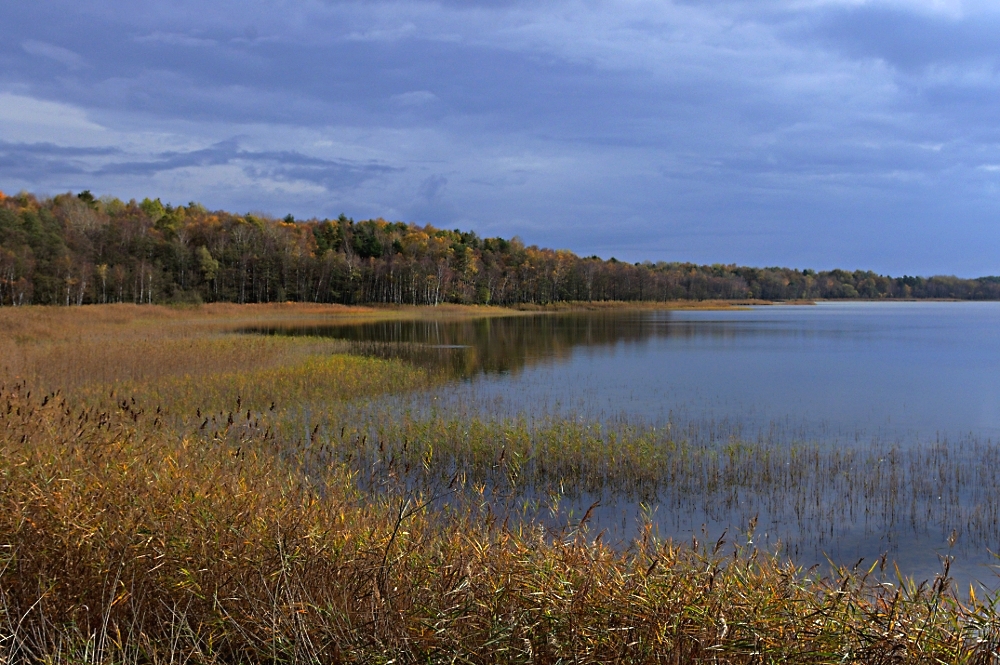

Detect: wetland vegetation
2,302,1000,663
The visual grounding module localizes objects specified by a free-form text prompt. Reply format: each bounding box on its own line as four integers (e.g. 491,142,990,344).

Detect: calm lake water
268,301,1000,441
473,301,1000,442
252,302,1000,586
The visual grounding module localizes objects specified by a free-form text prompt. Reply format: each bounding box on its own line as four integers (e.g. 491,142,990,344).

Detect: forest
2,188,998,307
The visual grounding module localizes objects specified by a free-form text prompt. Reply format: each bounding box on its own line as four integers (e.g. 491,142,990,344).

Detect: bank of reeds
3,383,1000,664
2,303,1000,663
236,401,1000,559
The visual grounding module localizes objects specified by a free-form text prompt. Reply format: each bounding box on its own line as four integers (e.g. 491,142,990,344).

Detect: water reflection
246,311,687,378
246,303,1000,441
245,309,857,377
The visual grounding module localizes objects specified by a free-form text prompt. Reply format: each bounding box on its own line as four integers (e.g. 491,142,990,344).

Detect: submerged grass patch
2,303,1000,663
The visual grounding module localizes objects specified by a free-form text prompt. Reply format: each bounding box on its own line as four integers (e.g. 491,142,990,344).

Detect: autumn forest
1,189,998,307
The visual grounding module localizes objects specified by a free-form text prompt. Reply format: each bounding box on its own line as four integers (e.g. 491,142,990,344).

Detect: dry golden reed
0,303,998,664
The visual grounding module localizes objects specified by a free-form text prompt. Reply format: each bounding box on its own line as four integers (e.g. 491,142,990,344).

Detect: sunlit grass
102,348,439,417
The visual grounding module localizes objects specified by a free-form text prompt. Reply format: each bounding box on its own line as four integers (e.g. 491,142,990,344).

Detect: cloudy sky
2,1,1000,275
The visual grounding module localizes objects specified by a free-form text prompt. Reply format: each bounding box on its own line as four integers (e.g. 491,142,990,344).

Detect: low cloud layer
2,0,1000,274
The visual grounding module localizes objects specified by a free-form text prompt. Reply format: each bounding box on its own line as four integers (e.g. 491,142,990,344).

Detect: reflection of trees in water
244,311,830,378
247,313,659,377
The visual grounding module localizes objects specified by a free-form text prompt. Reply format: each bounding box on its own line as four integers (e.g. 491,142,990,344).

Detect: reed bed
240,403,1000,561
3,383,1000,664
2,304,1000,663
0,305,366,395
106,350,439,418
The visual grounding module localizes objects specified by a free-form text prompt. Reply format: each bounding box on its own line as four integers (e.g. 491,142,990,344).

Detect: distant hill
1,189,998,306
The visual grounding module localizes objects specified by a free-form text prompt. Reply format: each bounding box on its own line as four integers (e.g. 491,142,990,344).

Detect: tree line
1,189,998,307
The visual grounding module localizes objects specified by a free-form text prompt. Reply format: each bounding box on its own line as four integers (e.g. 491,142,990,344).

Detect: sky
2,1,1000,275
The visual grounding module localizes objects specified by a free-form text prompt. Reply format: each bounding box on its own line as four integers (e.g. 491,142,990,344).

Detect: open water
253,302,1000,587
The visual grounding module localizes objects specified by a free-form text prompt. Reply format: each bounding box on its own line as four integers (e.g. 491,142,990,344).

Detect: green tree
197,246,219,283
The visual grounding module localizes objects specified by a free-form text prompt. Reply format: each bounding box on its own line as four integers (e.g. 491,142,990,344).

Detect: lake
251,302,1000,586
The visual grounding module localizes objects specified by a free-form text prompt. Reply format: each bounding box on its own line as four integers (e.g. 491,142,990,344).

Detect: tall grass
1,303,999,663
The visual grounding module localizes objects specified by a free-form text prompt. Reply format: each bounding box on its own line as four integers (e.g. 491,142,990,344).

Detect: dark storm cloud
0,138,393,194
0,141,120,180
3,0,1000,275
95,140,398,189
